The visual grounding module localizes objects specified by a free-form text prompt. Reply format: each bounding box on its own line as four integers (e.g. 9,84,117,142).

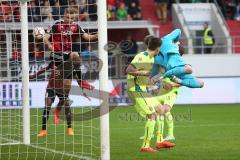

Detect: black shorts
49,52,71,68
45,88,69,103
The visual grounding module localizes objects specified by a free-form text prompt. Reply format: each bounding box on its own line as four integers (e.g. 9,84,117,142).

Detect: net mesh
0,0,100,159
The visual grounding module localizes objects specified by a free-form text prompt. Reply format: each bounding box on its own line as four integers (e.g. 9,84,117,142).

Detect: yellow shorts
127,91,159,117
156,90,178,108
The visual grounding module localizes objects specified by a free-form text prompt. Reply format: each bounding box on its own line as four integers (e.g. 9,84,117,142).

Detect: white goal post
97,0,110,159
20,0,30,145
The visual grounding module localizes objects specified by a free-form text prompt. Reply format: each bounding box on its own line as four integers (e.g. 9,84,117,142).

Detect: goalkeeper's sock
156,115,164,143
65,107,72,128
163,66,186,78
142,119,156,148
165,112,174,138
42,107,51,130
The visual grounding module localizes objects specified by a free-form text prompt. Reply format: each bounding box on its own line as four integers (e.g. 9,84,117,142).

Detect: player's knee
199,80,205,88
185,65,193,74
155,105,164,115
164,105,171,113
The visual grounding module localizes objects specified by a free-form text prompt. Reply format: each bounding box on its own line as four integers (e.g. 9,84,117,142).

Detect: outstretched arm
126,64,150,76
164,29,181,42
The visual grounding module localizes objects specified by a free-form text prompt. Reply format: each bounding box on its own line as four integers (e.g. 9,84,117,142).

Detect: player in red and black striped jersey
30,64,94,137
44,7,97,78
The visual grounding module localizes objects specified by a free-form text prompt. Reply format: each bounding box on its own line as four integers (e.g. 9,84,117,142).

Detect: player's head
144,35,154,46
144,35,161,56
179,45,185,56
63,8,78,24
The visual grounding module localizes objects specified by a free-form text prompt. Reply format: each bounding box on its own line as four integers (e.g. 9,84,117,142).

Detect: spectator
154,0,168,23
12,2,20,22
49,0,56,6
59,0,68,16
128,2,142,20
88,0,97,21
28,0,41,22
216,0,227,19
235,2,240,20
78,0,88,21
116,3,128,20
203,22,215,54
107,4,116,20
81,45,95,57
41,0,53,22
0,2,12,22
124,0,140,8
107,0,116,9
12,49,21,60
69,0,77,8
52,0,60,20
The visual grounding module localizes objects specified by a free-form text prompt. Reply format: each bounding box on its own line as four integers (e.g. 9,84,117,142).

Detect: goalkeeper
151,29,204,88
126,35,175,153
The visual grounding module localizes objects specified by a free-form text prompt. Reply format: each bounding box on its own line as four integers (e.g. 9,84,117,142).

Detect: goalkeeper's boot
164,135,175,141
54,108,61,125
37,130,46,137
156,140,176,149
67,128,74,136
140,147,158,153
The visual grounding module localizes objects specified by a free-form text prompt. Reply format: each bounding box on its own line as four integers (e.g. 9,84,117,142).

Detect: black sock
42,107,51,130
65,107,72,128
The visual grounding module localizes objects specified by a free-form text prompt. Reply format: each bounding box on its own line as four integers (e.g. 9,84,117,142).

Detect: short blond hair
64,7,78,15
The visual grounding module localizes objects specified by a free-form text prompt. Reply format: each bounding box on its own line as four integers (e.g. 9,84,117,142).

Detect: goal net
0,0,109,159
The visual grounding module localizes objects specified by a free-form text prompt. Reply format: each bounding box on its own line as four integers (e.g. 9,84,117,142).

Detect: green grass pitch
0,104,240,160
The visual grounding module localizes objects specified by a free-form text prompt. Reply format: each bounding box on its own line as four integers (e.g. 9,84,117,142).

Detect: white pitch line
175,123,240,128
0,136,95,160
111,123,240,130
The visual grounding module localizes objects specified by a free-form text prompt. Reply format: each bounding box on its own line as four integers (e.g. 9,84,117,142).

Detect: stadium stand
227,20,240,53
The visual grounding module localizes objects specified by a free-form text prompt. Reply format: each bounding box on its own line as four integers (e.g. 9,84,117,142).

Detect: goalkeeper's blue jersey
160,29,181,56
159,29,186,70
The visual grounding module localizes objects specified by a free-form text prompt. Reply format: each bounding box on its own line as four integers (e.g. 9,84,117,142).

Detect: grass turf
0,104,240,160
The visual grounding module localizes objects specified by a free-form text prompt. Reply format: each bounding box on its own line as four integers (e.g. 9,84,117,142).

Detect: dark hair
144,35,154,46
179,44,184,56
144,35,161,50
148,37,161,51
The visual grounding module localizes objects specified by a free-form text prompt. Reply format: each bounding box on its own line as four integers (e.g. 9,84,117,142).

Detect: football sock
163,66,186,78
165,112,174,137
42,107,51,130
142,119,156,148
156,115,164,143
65,107,72,128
